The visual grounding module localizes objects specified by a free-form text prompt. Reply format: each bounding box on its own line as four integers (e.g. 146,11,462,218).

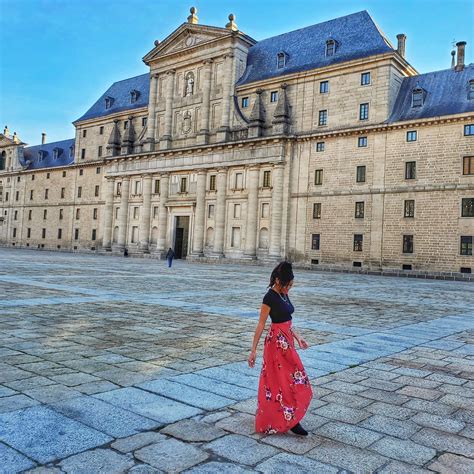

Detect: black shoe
290,423,308,436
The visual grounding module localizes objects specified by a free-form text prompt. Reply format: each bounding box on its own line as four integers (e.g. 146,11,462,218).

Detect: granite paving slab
0,442,36,474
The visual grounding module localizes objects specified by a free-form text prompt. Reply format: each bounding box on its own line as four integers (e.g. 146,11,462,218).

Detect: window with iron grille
58,229,62,239
93,208,98,220
404,200,415,218
318,110,328,126
208,204,215,218
209,175,216,191
59,209,63,220
463,157,474,175
313,203,321,219
314,169,323,185
311,233,320,250
61,188,65,199
353,234,363,251
359,103,369,120
154,179,160,194
356,166,366,183
98,146,102,157
74,229,79,240
460,236,473,255
95,185,99,197
462,198,474,217
403,235,414,253
92,229,97,241
76,209,80,220
77,187,82,198
263,171,271,188
355,201,364,218
405,162,416,179
180,177,187,193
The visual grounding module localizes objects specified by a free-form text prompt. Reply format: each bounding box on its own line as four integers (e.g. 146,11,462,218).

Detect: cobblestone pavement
0,248,473,473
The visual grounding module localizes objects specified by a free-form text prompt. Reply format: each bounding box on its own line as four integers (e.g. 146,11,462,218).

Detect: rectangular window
404,200,415,218
231,227,241,248
98,146,102,157
208,204,215,218
42,228,46,239
359,103,369,120
234,204,241,219
30,190,33,200
316,142,325,152
116,182,121,195
358,137,367,147
14,210,18,220
58,228,62,239
91,229,97,241
32,174,35,181
134,181,141,194
43,209,47,220
154,179,160,194
235,172,243,189
407,131,417,142
79,169,83,176
142,117,147,127
318,109,328,126
261,202,270,218
403,235,414,254
93,208,98,220
361,72,371,86
405,161,416,180
356,166,366,183
77,186,82,198
15,191,19,201
313,203,321,219
209,175,216,191
320,81,329,93
311,234,320,250
5,192,8,201
27,228,31,238
124,121,129,130
314,169,323,185
180,177,187,193
76,208,80,220
355,201,364,218
61,188,65,199
81,149,85,159
464,124,474,136
463,156,474,175
28,210,32,220
270,91,278,102
13,228,17,238
62,171,66,177
59,209,63,220
241,97,249,108
460,236,473,256
262,171,270,188
99,126,104,135
96,167,101,174
95,185,100,197
115,207,119,218
462,198,474,217
133,207,139,219
74,229,79,240
153,206,159,218
82,129,87,138
46,173,50,179
45,189,49,199
353,234,363,251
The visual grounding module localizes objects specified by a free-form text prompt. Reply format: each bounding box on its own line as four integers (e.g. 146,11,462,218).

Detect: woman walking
248,262,313,436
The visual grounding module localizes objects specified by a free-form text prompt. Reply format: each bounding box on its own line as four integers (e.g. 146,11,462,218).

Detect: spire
272,84,291,135
187,6,198,24
121,117,136,155
248,89,265,138
107,119,121,156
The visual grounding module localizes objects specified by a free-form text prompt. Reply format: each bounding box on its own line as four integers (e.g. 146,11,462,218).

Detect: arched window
206,227,214,247
326,39,337,56
259,227,269,249
0,151,6,170
277,52,286,69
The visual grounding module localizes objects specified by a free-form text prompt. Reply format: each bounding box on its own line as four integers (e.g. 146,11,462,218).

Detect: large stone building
1,8,473,276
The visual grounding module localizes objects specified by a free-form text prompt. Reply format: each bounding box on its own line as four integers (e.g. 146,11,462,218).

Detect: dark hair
269,261,294,288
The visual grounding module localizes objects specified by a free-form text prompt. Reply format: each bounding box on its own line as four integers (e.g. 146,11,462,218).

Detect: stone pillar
160,70,175,150
116,177,130,250
138,175,153,252
213,168,228,256
156,173,169,253
244,166,260,258
196,59,213,145
192,170,207,255
217,54,234,142
268,163,285,258
102,177,115,250
143,74,159,152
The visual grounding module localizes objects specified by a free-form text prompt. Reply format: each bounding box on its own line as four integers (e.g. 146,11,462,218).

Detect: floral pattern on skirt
255,320,313,434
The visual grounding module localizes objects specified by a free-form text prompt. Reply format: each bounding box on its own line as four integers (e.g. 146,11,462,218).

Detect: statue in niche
185,72,194,96
182,110,192,134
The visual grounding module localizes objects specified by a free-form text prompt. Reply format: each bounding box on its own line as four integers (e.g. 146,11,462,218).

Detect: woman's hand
298,338,309,350
248,349,256,368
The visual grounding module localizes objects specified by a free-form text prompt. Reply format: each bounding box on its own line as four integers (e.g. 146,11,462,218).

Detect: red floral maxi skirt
255,321,313,434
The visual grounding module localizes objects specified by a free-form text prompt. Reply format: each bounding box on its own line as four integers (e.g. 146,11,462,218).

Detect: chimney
397,34,407,58
41,132,46,145
455,41,466,71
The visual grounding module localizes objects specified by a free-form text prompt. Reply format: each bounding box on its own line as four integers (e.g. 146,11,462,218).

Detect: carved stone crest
182,111,193,134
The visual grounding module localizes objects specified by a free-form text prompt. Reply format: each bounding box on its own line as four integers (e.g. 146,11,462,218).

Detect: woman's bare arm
248,304,270,367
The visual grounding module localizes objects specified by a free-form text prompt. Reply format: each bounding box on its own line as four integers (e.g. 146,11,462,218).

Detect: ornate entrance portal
174,216,190,259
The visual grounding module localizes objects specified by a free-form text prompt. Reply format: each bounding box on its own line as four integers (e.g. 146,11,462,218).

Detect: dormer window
277,52,287,69
53,148,62,160
469,79,474,100
130,90,140,103
105,96,114,109
69,145,74,158
411,87,425,107
326,39,338,57
38,150,47,161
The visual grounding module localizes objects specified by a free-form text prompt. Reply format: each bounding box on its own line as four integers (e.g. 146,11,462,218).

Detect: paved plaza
0,248,473,473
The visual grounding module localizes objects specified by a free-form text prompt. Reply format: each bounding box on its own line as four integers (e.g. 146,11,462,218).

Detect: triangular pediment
143,23,233,63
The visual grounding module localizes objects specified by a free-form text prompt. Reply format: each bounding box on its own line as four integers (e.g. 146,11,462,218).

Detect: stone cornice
73,107,148,126
0,159,106,177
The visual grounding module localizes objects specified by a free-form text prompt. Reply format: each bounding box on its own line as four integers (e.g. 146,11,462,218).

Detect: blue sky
1,0,473,145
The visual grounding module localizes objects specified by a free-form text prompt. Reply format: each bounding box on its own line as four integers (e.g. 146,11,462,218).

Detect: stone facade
1,8,473,276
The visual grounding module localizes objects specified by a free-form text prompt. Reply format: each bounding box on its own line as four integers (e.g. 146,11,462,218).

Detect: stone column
244,166,260,258
102,177,115,250
143,74,159,152
116,177,130,250
138,175,153,252
197,59,213,145
160,70,175,150
213,168,228,256
192,170,207,255
217,54,234,142
156,173,170,253
268,163,285,258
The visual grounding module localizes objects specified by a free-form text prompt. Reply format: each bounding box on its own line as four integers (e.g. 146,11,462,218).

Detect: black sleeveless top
262,288,294,323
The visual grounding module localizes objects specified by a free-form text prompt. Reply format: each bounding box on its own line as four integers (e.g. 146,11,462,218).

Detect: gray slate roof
21,139,75,170
76,73,149,122
237,11,394,85
388,65,474,122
